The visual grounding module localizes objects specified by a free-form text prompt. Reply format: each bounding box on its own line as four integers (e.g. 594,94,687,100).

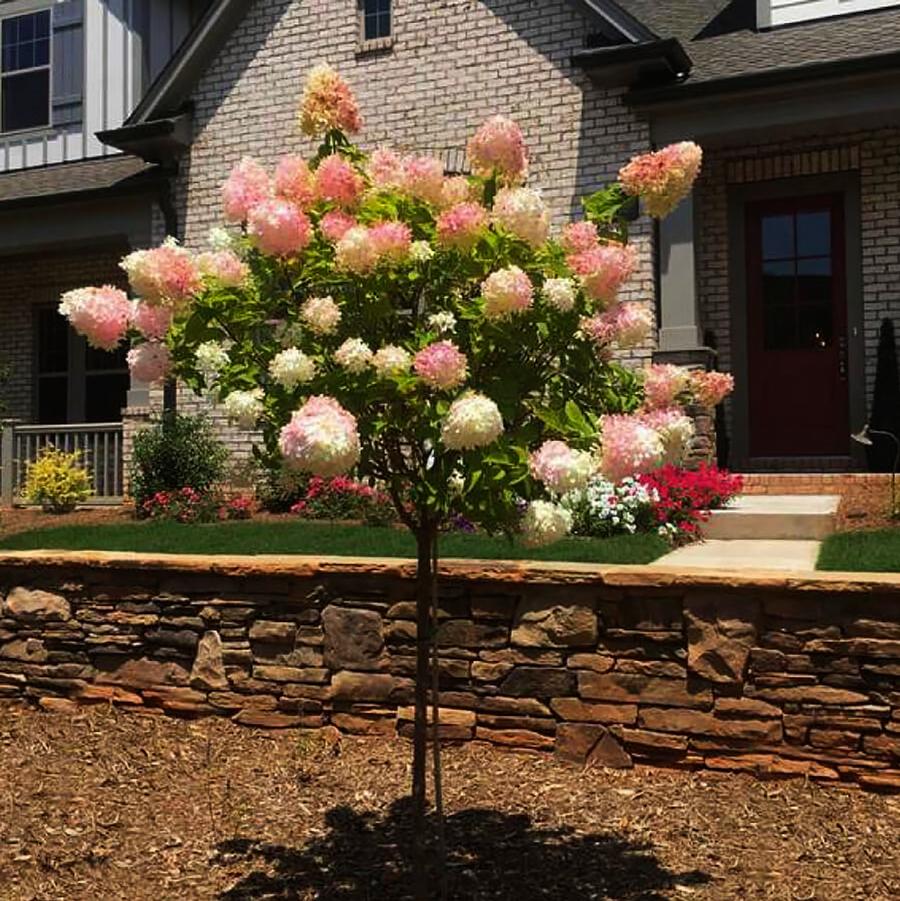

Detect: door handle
838,336,848,380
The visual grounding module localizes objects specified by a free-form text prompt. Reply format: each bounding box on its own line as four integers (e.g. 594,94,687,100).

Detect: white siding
758,0,900,28
0,0,196,172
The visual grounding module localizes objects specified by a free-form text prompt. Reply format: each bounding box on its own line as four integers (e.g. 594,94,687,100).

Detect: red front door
746,194,849,458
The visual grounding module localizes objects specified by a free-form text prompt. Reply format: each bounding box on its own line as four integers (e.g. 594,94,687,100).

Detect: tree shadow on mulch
213,798,710,900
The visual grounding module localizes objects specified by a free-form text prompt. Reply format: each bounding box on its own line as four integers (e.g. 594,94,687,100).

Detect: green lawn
0,519,669,565
817,528,900,572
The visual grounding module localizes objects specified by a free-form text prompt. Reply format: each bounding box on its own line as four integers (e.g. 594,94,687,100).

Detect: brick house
5,0,900,500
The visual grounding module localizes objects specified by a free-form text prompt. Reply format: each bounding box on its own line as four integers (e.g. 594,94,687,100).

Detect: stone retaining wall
1,553,899,792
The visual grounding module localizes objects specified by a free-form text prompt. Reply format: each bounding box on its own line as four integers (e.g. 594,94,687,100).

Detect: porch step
704,494,840,541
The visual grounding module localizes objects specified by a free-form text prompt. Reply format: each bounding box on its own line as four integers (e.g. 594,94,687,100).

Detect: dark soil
1,706,897,900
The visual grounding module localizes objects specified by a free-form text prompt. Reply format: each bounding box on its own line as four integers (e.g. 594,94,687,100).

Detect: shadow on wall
213,800,710,900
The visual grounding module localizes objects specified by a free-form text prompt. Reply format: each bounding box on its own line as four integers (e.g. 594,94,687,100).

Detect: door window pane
762,260,795,305
764,305,796,350
85,374,129,423
798,305,833,349
762,214,794,260
796,210,830,257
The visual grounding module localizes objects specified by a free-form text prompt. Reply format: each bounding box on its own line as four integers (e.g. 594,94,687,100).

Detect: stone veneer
1,552,899,792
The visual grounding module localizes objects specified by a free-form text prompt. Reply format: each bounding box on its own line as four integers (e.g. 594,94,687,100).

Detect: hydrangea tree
60,64,732,891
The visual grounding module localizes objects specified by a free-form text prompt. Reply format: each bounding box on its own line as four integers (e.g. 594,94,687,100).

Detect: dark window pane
762,214,794,260
86,343,128,373
35,11,50,39
2,69,50,131
798,305,832,349
37,376,67,424
762,259,795,306
37,309,69,374
16,40,33,70
85,374,129,422
796,210,830,257
34,37,49,67
764,305,796,350
18,16,33,43
2,46,15,71
2,19,15,48
364,0,391,39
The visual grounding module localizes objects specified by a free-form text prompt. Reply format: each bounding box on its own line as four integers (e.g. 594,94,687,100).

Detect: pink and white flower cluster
492,187,550,247
130,301,173,341
197,250,249,287
597,414,666,483
691,371,735,408
482,266,534,319
373,345,412,377
301,295,341,335
121,239,202,308
521,500,573,547
279,395,361,476
367,149,447,205
436,202,488,250
299,63,362,137
127,342,171,383
580,302,653,351
440,393,504,450
269,347,316,388
59,286,131,351
467,115,529,184
413,341,468,390
222,157,270,222
619,142,703,218
248,199,312,258
643,364,691,410
529,440,596,494
566,242,636,307
334,337,374,373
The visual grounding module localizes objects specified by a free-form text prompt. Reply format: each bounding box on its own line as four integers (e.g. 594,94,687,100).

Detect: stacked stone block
1,555,899,792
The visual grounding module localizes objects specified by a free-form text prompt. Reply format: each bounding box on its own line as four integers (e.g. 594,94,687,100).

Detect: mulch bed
834,476,895,532
1,706,897,900
0,506,130,539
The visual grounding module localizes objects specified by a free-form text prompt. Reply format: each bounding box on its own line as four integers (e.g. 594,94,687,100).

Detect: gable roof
615,0,900,89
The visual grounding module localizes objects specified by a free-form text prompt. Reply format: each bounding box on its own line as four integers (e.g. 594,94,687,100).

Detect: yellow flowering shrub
23,447,91,513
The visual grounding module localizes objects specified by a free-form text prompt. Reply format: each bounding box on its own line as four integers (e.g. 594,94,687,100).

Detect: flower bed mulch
834,475,895,532
1,706,897,900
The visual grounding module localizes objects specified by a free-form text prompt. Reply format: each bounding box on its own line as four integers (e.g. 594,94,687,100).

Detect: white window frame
357,0,393,53
0,3,53,136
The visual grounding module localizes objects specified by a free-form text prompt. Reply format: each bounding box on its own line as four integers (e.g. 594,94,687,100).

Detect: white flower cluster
196,340,230,383
269,347,316,389
373,344,411,377
334,337,373,373
427,311,457,334
492,186,550,247
520,500,572,547
410,240,435,263
563,476,658,537
440,392,504,450
223,388,264,429
301,295,341,335
541,277,577,313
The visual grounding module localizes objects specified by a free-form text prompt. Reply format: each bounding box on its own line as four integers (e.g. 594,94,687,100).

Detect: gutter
571,38,692,88
97,114,192,166
629,47,900,106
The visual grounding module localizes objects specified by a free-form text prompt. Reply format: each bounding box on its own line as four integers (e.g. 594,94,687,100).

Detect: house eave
97,115,192,166
572,38,692,88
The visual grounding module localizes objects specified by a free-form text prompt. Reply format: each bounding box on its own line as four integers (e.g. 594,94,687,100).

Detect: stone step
650,539,821,572
703,494,840,541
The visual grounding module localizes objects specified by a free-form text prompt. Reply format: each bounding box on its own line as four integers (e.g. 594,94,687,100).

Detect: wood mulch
0,506,130,539
834,476,896,532
0,706,898,900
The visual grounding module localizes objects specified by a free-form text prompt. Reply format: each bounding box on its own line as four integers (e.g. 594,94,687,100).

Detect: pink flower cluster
121,241,202,308
197,250,249,287
619,141,703,219
644,364,691,410
316,154,364,208
566,242,636,306
436,202,487,250
274,154,317,209
131,301,173,340
335,225,379,273
640,408,695,464
580,302,653,351
369,220,412,262
597,414,665,482
127,342,171,383
279,395,361,476
320,210,357,243
413,340,468,390
299,63,362,137
222,157,270,223
367,149,450,206
60,286,131,351
467,115,528,184
482,266,534,319
560,220,599,254
248,199,312,258
529,440,596,494
690,371,735,408
492,187,550,247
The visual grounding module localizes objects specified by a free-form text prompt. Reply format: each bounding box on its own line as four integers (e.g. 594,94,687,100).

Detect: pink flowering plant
58,64,730,887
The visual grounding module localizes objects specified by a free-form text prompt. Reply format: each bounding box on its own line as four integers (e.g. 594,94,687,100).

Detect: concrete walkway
651,539,821,572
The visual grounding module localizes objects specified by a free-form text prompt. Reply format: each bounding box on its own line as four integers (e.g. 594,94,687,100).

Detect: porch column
127,378,150,409
657,193,705,355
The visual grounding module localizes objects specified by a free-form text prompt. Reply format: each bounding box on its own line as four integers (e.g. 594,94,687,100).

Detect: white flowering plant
562,475,661,538
58,64,726,891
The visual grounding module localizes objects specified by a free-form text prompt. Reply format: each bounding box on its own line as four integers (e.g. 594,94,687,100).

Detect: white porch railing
0,420,124,506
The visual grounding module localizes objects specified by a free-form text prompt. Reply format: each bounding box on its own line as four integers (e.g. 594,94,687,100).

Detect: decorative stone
480,647,563,666
566,654,615,673
704,754,839,780
714,697,782,719
97,657,190,688
857,772,900,793
478,696,552,717
145,629,200,652
588,730,633,769
77,685,143,705
471,661,513,682
549,698,637,725
190,631,228,691
253,665,329,684
511,596,597,648
612,727,689,754
848,619,900,640
332,711,397,735
476,713,555,734
475,727,554,750
578,672,713,709
331,671,397,702
751,684,869,705
4,588,71,622
437,621,507,648
500,667,575,699
556,723,631,768
208,692,277,711
249,620,297,643
234,710,319,729
638,708,783,742
322,605,385,671
39,697,78,714
685,594,757,684
1,638,48,663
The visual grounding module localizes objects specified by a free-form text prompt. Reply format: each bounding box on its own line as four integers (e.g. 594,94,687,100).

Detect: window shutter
52,0,83,127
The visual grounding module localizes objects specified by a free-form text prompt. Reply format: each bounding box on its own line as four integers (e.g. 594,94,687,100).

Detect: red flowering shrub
638,464,743,541
218,495,255,521
290,476,396,526
141,488,255,523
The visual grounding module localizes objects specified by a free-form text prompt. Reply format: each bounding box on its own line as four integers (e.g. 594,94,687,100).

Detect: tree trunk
412,523,436,900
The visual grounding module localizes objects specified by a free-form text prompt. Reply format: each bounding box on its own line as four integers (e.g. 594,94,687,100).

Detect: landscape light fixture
851,423,900,519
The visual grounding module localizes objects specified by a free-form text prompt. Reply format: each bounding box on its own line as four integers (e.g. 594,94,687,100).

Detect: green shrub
130,414,228,512
24,446,91,513
254,455,310,513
